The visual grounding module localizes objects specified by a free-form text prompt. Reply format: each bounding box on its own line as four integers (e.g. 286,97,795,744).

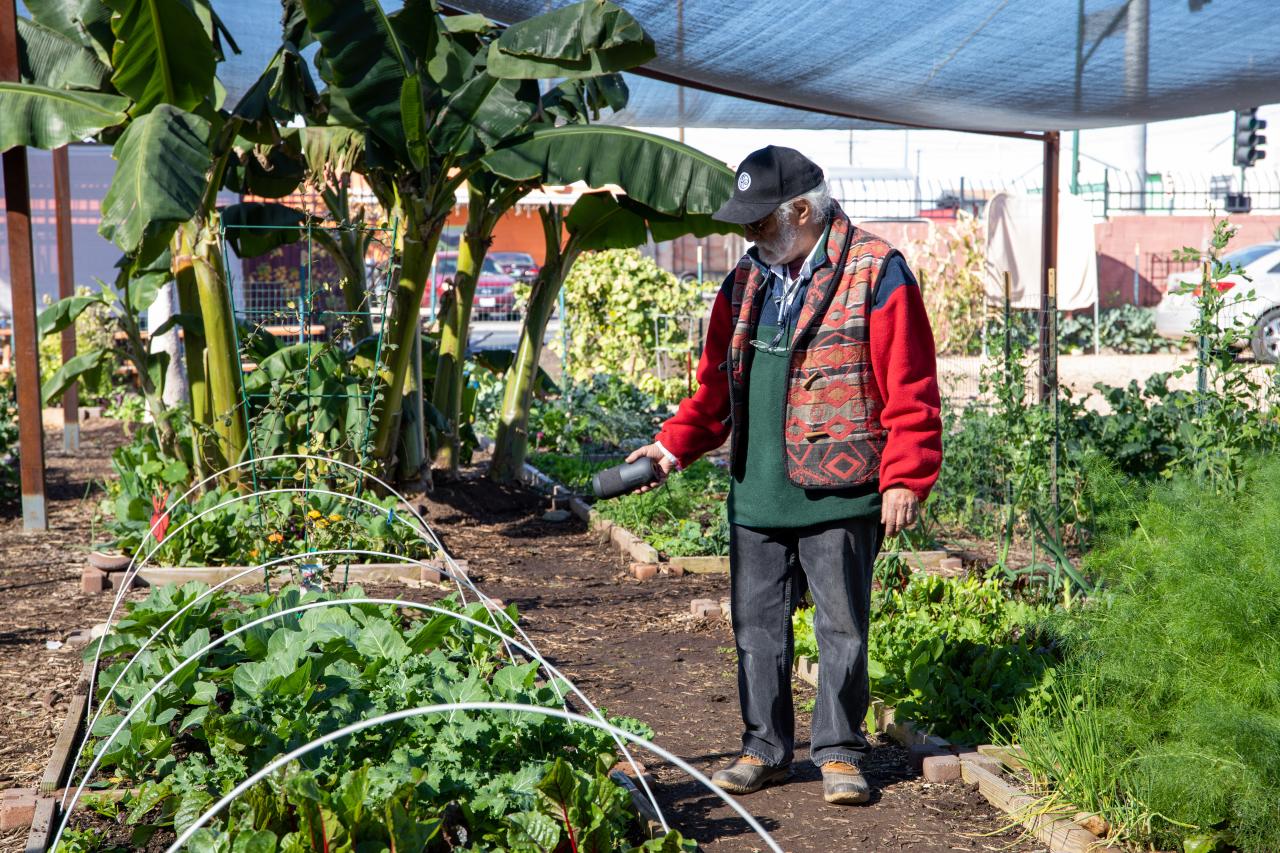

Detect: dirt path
0,427,1041,852
0,421,123,853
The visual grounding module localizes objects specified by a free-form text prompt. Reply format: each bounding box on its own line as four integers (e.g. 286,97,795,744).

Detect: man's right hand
624,444,678,494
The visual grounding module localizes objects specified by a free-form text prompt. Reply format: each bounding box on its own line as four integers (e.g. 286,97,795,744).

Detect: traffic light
1233,109,1267,168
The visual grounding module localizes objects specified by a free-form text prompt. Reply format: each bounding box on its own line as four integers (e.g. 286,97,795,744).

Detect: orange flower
268,532,284,544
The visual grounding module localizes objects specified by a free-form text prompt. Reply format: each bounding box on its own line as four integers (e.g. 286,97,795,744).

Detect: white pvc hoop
165,702,783,853
56,598,671,847
66,569,658,828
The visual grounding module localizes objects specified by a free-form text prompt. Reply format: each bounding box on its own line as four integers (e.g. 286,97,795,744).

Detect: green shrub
556,249,708,404
0,373,18,505
1015,459,1280,852
795,573,1056,744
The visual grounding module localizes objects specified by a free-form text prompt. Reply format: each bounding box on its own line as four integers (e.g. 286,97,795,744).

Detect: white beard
753,208,801,266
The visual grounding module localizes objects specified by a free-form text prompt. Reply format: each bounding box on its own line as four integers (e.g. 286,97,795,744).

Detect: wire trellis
220,218,401,584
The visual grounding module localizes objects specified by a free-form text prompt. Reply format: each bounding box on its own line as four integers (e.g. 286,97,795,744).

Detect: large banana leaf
37,293,107,339
222,135,306,199
0,82,128,151
302,0,409,161
428,72,538,158
482,125,734,215
233,46,319,130
41,348,108,406
99,105,212,258
17,16,111,91
300,125,365,182
24,0,114,63
565,192,737,253
486,0,654,80
220,202,312,258
104,0,216,114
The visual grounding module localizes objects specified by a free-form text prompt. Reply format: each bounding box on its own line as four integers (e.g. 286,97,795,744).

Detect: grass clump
1014,458,1280,852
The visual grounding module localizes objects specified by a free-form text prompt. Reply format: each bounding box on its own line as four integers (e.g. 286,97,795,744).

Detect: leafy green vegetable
69,583,693,852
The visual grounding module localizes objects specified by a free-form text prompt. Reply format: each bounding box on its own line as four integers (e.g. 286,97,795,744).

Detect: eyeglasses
744,211,776,233
749,329,790,355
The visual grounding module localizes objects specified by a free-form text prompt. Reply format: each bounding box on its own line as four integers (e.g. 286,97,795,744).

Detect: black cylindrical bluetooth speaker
592,457,659,499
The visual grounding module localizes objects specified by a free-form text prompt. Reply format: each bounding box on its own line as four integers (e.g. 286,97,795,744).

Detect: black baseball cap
712,145,825,225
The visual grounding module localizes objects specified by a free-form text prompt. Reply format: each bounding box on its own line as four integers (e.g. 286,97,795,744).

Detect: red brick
660,564,685,577
0,789,36,830
921,754,961,782
420,565,442,584
81,568,108,594
908,742,948,772
690,598,715,615
630,563,658,581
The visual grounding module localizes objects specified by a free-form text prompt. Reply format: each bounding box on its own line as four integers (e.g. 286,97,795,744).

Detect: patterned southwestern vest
726,212,897,489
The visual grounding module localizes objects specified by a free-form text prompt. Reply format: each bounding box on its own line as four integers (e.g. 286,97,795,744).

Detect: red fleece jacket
655,263,943,501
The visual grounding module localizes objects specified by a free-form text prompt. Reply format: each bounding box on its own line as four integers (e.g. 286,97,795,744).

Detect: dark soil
0,426,1044,852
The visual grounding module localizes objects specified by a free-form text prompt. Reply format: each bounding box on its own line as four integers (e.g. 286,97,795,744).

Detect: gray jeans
728,516,883,768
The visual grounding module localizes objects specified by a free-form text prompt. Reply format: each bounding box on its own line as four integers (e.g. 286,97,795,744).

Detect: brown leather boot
821,760,871,804
711,754,792,795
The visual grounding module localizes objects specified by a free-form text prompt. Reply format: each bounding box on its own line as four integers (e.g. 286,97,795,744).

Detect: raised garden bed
25,585,690,852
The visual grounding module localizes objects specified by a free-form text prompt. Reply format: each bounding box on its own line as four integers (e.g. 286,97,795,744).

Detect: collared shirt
751,231,827,335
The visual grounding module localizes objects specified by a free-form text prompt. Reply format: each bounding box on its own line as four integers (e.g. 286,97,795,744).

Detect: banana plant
1,0,314,484
488,192,737,482
296,0,745,481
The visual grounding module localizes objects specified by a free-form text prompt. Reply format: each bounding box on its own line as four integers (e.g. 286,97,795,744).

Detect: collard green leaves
82,584,691,851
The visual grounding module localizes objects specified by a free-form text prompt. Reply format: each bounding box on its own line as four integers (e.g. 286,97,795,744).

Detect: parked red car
421,252,518,318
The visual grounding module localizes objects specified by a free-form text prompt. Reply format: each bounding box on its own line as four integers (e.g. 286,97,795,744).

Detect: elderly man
626,146,942,805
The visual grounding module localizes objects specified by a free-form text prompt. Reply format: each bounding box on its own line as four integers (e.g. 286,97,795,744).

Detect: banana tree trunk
190,214,247,484
490,208,573,482
172,222,215,478
430,193,488,479
489,265,562,482
368,210,442,470
396,329,427,484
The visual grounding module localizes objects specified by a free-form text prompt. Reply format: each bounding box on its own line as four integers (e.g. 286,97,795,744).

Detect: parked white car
1154,242,1280,362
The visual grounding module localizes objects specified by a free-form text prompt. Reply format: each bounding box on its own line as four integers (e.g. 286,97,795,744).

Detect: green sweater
726,321,881,528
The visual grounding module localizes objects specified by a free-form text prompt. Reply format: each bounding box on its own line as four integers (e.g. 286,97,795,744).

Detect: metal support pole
1002,270,1012,386
1197,261,1209,409
1039,131,1061,405
1,0,48,530
696,244,704,282
53,146,80,452
1093,291,1101,355
1048,268,1060,527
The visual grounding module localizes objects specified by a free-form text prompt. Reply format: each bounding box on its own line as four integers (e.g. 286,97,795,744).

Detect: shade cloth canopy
198,0,1280,133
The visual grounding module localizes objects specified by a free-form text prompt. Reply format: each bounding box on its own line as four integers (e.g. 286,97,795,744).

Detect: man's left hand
881,486,919,538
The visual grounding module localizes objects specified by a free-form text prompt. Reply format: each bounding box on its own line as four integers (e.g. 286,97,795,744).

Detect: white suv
1154,242,1280,362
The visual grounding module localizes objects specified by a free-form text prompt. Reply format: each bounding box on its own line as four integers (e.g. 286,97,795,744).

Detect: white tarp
982,192,1098,310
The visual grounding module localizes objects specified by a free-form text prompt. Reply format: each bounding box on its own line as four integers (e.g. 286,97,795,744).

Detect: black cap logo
737,171,752,191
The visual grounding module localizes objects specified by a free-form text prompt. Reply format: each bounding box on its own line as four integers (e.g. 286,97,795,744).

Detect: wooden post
53,146,79,452
1039,131,1061,404
1,0,49,530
